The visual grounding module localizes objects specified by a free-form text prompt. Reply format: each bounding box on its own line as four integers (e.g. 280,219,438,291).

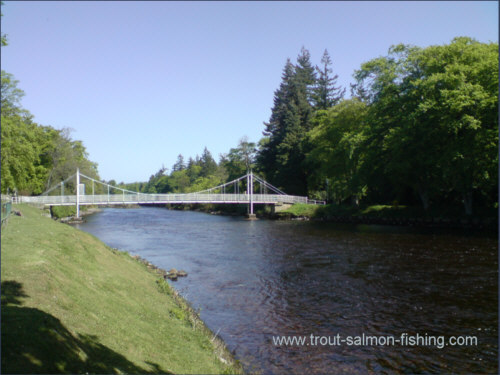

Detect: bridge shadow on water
1,280,171,374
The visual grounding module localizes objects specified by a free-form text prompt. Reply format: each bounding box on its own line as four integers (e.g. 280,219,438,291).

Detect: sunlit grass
1,204,241,374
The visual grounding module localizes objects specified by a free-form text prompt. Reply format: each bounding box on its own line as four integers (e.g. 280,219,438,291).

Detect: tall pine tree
312,49,345,110
257,48,317,195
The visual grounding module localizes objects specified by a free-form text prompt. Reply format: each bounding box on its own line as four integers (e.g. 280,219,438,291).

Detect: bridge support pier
247,171,255,217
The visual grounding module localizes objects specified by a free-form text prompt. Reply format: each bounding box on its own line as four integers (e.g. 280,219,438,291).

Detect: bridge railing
16,193,308,205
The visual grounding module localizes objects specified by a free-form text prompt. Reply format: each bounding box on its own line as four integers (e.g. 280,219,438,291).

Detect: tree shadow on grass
1,280,172,374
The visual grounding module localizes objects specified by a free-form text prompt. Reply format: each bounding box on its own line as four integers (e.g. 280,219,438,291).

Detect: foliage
4,32,496,218
1,2,7,47
137,38,496,218
1,71,101,195
311,50,345,110
257,48,341,195
306,99,368,206
50,205,77,219
220,136,257,181
353,37,498,214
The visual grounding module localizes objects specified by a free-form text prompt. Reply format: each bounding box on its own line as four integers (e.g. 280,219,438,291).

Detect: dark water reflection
76,207,498,374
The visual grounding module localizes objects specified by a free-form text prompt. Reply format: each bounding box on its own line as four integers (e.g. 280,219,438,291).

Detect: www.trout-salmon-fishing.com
272,333,478,349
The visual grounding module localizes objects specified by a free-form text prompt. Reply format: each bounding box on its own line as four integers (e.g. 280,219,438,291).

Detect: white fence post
76,168,80,218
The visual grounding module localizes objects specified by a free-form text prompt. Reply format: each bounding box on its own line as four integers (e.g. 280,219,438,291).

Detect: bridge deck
17,193,308,206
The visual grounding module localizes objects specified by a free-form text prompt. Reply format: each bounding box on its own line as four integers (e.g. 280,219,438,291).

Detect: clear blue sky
1,1,497,183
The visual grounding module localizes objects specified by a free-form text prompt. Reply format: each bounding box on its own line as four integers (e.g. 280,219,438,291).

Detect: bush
50,205,76,219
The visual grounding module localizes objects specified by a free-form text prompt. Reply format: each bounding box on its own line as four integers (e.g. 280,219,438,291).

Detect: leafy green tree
44,127,99,192
1,71,100,195
306,99,368,205
0,10,101,196
168,170,190,193
222,136,257,181
187,175,222,193
353,38,498,213
1,114,45,194
1,71,28,117
410,37,498,214
1,2,7,47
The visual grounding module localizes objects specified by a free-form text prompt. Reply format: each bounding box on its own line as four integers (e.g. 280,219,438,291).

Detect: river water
75,207,498,374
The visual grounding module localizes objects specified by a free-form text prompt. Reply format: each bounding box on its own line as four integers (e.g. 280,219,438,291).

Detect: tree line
1,17,102,196
1,71,103,196
124,137,257,195
2,32,497,216
141,37,497,216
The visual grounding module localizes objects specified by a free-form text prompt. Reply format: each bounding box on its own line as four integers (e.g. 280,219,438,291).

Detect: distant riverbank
1,204,242,374
156,202,497,230
275,203,497,230
274,204,498,230
49,200,497,231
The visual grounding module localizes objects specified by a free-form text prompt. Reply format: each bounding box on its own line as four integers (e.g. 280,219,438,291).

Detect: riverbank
275,203,497,230
1,204,242,374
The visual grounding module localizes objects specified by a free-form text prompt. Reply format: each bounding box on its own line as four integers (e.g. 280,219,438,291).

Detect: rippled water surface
76,207,498,374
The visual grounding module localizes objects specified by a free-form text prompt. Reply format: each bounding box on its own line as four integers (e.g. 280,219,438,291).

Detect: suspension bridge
14,169,324,218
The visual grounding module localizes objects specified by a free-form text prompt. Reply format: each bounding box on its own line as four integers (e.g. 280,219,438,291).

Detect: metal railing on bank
1,195,12,226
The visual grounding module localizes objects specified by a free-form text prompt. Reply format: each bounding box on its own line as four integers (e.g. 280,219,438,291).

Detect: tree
1,71,27,117
353,38,498,213
1,2,7,47
222,136,257,181
199,147,217,177
172,154,186,172
311,50,345,110
44,127,98,191
257,48,318,195
295,46,316,104
306,99,368,205
410,37,498,214
1,114,45,194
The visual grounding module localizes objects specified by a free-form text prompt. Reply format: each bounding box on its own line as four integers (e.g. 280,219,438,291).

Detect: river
75,206,498,374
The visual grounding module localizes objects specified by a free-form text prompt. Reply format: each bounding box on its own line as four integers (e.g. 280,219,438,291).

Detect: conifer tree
200,147,217,177
257,48,317,195
172,154,185,171
312,49,345,110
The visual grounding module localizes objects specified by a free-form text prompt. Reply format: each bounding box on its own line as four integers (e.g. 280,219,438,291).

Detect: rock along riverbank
1,204,242,374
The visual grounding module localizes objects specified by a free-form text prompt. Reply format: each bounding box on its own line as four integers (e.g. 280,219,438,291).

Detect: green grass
278,203,320,217
50,205,77,218
1,204,242,374
50,205,96,219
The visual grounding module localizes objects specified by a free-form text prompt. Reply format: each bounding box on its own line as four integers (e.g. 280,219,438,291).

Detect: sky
1,1,498,184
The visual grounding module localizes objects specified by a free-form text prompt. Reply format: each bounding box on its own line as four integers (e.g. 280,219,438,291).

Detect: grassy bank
1,204,242,374
277,203,497,228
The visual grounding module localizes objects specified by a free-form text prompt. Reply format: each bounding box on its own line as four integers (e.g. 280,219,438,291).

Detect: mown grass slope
1,204,241,374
